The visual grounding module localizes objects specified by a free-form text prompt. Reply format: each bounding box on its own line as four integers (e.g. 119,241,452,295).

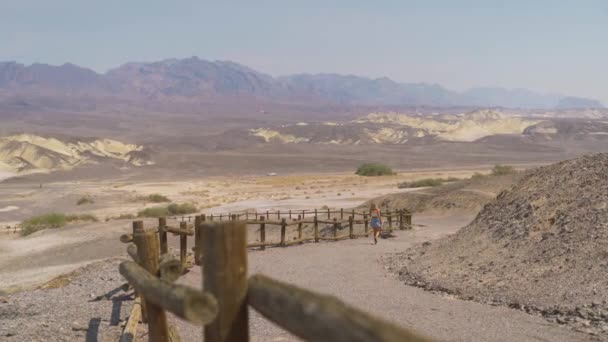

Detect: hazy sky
2,1,607,104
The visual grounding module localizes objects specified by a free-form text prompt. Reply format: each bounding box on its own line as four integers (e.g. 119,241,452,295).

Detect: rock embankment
389,153,608,336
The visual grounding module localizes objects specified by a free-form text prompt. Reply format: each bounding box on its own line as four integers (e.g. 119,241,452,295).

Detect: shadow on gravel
110,299,122,326
85,317,100,342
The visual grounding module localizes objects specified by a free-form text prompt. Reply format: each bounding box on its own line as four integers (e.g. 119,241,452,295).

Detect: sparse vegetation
137,206,170,218
66,214,98,223
397,176,460,189
471,172,487,180
21,213,98,236
167,203,197,215
137,193,171,203
355,163,394,176
137,202,198,218
491,164,517,176
76,196,94,205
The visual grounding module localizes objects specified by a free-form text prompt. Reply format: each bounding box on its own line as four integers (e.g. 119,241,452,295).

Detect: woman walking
369,203,383,244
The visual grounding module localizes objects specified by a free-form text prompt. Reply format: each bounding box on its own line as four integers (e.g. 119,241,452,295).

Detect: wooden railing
170,207,413,225
127,208,412,266
2,224,21,234
118,216,432,342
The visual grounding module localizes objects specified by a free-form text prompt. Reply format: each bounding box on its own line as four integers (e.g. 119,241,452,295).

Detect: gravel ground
0,214,593,341
0,258,130,342
173,214,590,342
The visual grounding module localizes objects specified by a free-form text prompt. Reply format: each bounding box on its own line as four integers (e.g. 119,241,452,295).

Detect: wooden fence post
302,209,305,219
159,217,168,255
202,222,249,342
132,221,148,323
327,208,331,219
364,214,369,236
398,209,404,230
340,208,344,220
349,216,354,239
387,210,392,230
297,215,302,239
314,215,319,243
289,210,292,220
179,222,188,268
260,216,266,251
195,215,202,265
132,221,169,341
333,218,338,238
277,210,281,220
232,214,237,221
280,218,286,246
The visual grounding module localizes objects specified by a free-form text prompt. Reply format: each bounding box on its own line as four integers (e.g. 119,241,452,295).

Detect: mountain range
0,57,603,109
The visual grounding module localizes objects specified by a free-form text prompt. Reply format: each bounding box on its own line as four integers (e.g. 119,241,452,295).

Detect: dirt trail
170,214,590,342
0,213,592,341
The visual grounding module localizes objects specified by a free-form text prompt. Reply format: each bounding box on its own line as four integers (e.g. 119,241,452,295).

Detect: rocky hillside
389,154,608,336
0,134,152,175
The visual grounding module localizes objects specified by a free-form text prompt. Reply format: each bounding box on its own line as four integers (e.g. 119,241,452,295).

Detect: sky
1,0,607,104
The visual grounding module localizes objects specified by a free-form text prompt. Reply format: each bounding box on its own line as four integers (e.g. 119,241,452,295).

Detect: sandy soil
0,169,480,226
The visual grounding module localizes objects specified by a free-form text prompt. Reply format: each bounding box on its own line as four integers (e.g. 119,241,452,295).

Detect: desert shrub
471,172,487,180
398,178,445,189
116,213,136,220
76,196,94,205
491,164,516,176
355,163,394,176
66,214,98,223
21,213,67,236
137,206,170,218
21,213,97,236
137,203,197,218
139,193,170,203
167,203,197,215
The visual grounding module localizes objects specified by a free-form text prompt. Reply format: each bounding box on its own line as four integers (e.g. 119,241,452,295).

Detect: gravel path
172,214,591,342
0,214,594,341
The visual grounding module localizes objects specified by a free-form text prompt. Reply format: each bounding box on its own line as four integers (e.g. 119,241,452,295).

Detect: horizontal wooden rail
168,208,411,222
120,296,142,342
164,225,194,236
247,274,433,342
119,261,218,325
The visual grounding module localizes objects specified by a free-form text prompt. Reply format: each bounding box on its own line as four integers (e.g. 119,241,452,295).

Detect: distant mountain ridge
0,57,603,109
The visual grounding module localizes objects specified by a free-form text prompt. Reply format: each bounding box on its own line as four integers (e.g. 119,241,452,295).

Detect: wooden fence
2,224,21,234
118,211,432,342
125,208,413,264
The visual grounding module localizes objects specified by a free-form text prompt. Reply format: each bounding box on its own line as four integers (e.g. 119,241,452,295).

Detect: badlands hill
248,109,608,145
0,134,152,176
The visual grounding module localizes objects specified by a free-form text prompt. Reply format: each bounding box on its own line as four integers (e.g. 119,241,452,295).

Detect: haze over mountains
0,57,603,110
